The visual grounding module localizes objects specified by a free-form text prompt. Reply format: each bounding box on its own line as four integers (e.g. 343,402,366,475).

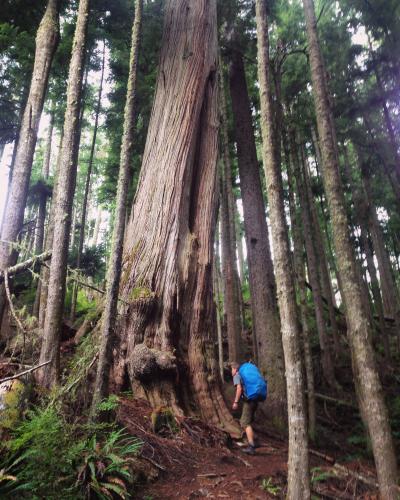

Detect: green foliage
76,428,142,500
259,477,280,496
97,394,120,413
0,405,142,499
310,467,335,484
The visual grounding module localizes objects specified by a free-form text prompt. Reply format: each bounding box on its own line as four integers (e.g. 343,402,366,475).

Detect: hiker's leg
245,425,255,446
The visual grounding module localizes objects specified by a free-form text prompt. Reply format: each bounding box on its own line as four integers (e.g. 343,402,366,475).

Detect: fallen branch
141,454,167,471
4,269,26,335
0,359,51,384
333,463,378,489
311,391,358,409
0,251,52,283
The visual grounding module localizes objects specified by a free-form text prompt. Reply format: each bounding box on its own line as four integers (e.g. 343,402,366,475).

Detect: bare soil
117,396,380,500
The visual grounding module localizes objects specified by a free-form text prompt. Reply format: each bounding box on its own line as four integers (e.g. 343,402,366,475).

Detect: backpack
239,362,268,402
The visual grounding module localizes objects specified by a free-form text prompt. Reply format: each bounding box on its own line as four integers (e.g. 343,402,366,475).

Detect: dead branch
4,269,26,335
0,359,51,384
0,251,52,283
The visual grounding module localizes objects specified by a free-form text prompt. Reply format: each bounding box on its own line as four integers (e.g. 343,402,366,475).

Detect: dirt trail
118,397,379,499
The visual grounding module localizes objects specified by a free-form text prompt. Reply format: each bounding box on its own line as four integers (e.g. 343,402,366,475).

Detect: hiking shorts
240,400,258,428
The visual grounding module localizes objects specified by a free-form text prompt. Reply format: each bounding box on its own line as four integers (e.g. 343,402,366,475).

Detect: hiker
231,361,267,455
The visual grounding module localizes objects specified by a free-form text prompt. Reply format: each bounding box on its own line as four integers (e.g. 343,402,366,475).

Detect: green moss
0,380,26,431
129,286,155,301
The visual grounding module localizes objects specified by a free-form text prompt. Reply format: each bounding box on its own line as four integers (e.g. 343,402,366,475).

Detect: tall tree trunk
228,49,286,425
37,131,63,327
0,0,60,322
255,1,310,496
302,0,398,495
286,129,316,441
70,42,105,323
32,112,54,318
362,169,400,351
213,216,224,383
295,139,337,388
303,161,341,356
219,69,242,363
114,0,237,434
38,0,90,388
91,207,102,246
91,0,143,413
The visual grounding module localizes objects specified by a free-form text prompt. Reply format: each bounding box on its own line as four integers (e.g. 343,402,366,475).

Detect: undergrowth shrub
0,403,142,499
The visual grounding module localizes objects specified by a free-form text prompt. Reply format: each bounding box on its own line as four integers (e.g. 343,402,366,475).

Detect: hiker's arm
232,384,242,409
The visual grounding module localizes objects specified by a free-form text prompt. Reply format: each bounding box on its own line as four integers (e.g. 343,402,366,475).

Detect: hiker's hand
232,401,238,410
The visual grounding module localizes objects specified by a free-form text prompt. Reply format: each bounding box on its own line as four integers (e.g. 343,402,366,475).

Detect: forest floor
118,397,380,500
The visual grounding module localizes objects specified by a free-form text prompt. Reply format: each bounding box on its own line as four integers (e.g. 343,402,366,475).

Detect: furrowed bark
38,0,90,388
255,1,310,496
228,49,286,425
117,0,237,434
91,0,143,414
302,0,398,495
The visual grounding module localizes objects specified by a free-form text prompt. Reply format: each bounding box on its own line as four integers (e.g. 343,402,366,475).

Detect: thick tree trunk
303,0,399,495
70,42,105,323
228,49,286,425
255,1,310,496
286,130,316,441
91,0,143,413
219,71,242,363
112,0,237,433
295,139,337,389
213,221,224,383
0,0,59,322
38,0,90,388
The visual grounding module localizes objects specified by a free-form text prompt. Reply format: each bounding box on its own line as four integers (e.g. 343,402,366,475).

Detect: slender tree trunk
304,159,341,356
37,131,63,327
114,0,237,434
0,0,60,322
91,0,143,413
235,216,245,286
362,170,400,351
343,149,391,360
228,49,286,425
293,137,337,389
38,0,90,388
32,113,54,318
91,208,102,246
219,70,242,363
303,0,398,494
214,218,224,383
286,130,316,441
70,42,105,323
255,1,309,496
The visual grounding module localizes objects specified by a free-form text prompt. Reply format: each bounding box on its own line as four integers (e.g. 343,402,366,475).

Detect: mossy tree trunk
255,1,310,496
0,0,60,324
91,0,143,413
38,0,90,388
303,0,399,495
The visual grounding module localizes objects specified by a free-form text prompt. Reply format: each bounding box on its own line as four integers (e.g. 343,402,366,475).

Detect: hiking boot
242,446,256,456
